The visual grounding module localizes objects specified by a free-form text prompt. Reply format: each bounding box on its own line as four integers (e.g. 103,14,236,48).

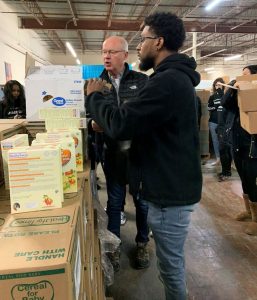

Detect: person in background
216,102,233,181
196,94,202,130
88,36,149,271
86,12,202,300
0,80,26,119
208,78,225,165
222,65,257,235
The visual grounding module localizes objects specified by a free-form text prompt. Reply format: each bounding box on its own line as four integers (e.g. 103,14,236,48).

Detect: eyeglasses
139,36,159,44
101,50,126,56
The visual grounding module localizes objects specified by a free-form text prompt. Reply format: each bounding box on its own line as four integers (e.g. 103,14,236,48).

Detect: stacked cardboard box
0,205,84,300
0,125,104,299
0,121,27,187
236,74,257,134
25,65,85,121
1,134,29,189
196,90,211,156
0,169,96,299
23,121,46,144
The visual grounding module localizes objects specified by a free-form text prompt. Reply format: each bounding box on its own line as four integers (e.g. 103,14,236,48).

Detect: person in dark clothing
86,12,202,300
87,36,149,271
208,77,225,165
0,80,26,119
221,65,257,235
196,95,202,130
216,104,233,181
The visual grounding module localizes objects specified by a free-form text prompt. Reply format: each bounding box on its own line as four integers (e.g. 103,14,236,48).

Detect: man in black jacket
89,36,149,271
87,13,202,300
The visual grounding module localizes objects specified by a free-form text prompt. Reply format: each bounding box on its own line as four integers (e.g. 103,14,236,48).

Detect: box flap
236,74,257,82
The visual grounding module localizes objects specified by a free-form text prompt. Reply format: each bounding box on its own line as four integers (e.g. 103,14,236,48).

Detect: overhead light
66,42,77,58
76,59,81,65
204,67,214,71
180,41,205,54
206,0,223,11
224,54,242,61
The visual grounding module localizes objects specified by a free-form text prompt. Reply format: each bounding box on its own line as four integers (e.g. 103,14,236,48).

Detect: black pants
218,135,233,176
219,142,232,176
234,147,257,202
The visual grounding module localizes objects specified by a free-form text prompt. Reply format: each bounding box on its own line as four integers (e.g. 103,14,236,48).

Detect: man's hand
87,78,107,95
92,120,104,132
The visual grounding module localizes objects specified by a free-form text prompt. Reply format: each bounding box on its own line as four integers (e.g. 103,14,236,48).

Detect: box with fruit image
32,137,77,194
0,205,83,300
69,129,83,172
7,145,64,214
36,130,83,172
1,134,29,189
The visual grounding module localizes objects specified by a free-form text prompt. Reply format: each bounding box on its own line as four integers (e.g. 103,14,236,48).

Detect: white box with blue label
25,65,85,121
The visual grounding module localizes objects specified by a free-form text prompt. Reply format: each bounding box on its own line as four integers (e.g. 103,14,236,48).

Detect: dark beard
139,56,154,71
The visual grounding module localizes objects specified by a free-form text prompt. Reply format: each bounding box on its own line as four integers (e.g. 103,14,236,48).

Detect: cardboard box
196,90,210,104
8,145,63,213
32,137,78,194
39,108,81,119
45,118,87,130
36,130,83,172
236,74,257,112
0,201,11,214
0,120,26,125
239,110,257,134
0,206,84,300
222,76,230,84
0,123,25,141
23,121,46,144
1,134,29,189
25,65,85,120
0,150,4,187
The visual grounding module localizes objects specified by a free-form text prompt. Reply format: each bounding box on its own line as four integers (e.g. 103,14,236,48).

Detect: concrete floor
96,162,257,300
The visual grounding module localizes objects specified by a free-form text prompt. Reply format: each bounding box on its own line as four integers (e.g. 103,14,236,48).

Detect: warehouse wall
0,1,50,85
49,51,141,69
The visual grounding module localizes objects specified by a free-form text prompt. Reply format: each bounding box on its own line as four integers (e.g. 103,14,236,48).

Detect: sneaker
217,172,231,178
135,242,150,269
211,159,220,166
120,211,127,225
107,247,120,272
218,174,231,182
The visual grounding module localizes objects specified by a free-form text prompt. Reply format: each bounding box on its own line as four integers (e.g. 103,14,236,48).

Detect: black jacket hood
154,53,200,87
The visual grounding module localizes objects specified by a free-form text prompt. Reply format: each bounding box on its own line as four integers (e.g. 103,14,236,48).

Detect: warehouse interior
2,0,257,77
1,1,257,300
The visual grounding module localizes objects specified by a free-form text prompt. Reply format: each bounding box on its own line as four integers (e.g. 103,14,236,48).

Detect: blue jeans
147,202,195,300
106,179,149,243
209,122,220,159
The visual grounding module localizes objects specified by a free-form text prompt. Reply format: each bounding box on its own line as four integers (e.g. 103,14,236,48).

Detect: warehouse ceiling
3,0,257,61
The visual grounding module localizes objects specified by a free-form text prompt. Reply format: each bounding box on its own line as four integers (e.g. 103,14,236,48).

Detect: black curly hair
3,80,26,106
212,77,225,93
144,12,186,52
243,65,257,75
2,80,26,116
